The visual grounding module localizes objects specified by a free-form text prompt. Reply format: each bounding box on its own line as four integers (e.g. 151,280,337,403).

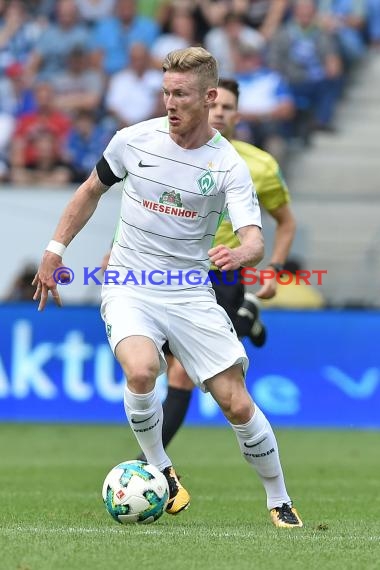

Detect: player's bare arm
33,169,109,312
209,225,264,271
256,203,296,299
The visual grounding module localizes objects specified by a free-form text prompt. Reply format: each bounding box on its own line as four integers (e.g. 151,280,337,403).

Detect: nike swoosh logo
138,160,158,168
244,437,267,448
131,413,155,424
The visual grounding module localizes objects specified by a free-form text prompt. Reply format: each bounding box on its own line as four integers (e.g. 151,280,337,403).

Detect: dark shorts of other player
162,269,245,356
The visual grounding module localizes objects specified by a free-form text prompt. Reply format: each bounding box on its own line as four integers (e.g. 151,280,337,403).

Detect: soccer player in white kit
33,47,302,527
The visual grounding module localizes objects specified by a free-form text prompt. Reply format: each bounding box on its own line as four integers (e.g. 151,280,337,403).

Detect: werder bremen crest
159,190,182,207
197,170,216,195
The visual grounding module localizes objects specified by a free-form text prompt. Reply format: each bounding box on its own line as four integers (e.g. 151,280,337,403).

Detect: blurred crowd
0,0,378,185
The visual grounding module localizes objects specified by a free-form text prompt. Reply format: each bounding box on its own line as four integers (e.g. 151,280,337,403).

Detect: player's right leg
135,351,193,514
116,337,190,515
101,289,190,515
116,336,171,470
137,351,194,461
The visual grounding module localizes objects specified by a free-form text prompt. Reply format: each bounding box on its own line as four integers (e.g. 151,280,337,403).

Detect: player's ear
205,88,217,105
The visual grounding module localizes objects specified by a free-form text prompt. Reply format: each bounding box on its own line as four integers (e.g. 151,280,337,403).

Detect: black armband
96,156,123,187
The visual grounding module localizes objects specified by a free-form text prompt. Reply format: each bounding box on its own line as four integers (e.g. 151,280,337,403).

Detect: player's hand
208,245,241,271
32,252,65,311
255,270,277,299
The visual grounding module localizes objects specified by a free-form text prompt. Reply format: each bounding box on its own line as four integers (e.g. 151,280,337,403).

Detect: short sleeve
102,130,128,180
224,157,262,233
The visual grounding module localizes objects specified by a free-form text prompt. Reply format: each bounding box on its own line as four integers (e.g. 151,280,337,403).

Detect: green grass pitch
0,424,379,570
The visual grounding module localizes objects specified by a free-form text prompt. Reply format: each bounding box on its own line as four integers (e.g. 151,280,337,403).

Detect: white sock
124,385,171,471
230,405,291,509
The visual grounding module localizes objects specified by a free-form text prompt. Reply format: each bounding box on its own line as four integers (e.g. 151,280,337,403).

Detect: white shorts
100,285,249,391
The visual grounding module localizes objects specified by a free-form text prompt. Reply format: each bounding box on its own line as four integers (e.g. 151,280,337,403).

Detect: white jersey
102,117,262,292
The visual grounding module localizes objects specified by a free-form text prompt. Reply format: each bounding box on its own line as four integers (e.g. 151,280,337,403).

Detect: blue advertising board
0,304,379,427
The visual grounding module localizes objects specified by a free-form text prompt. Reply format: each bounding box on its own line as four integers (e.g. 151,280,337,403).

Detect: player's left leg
206,365,303,528
166,293,299,524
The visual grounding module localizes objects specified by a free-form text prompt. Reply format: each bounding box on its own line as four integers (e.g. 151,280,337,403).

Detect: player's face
208,87,239,140
163,71,215,136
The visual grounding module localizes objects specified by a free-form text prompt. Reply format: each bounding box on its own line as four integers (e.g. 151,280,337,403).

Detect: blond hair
162,46,219,91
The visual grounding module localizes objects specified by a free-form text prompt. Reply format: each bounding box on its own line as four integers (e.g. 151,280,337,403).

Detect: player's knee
231,400,254,424
221,397,253,424
126,366,158,393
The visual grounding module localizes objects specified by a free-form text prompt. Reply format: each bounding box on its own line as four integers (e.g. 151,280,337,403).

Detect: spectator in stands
75,0,116,27
233,40,295,165
105,42,163,127
167,0,232,26
157,0,233,43
10,81,71,173
204,12,265,77
0,111,14,181
367,0,380,47
268,0,343,136
151,3,197,68
10,130,72,186
317,0,367,67
89,0,160,75
0,0,39,73
261,257,326,308
24,0,56,22
139,0,169,20
3,262,38,301
52,46,105,118
231,0,290,41
64,110,113,182
0,61,37,181
0,62,36,118
27,0,90,81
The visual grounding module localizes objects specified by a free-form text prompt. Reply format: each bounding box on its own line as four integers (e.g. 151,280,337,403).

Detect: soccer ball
102,460,169,524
